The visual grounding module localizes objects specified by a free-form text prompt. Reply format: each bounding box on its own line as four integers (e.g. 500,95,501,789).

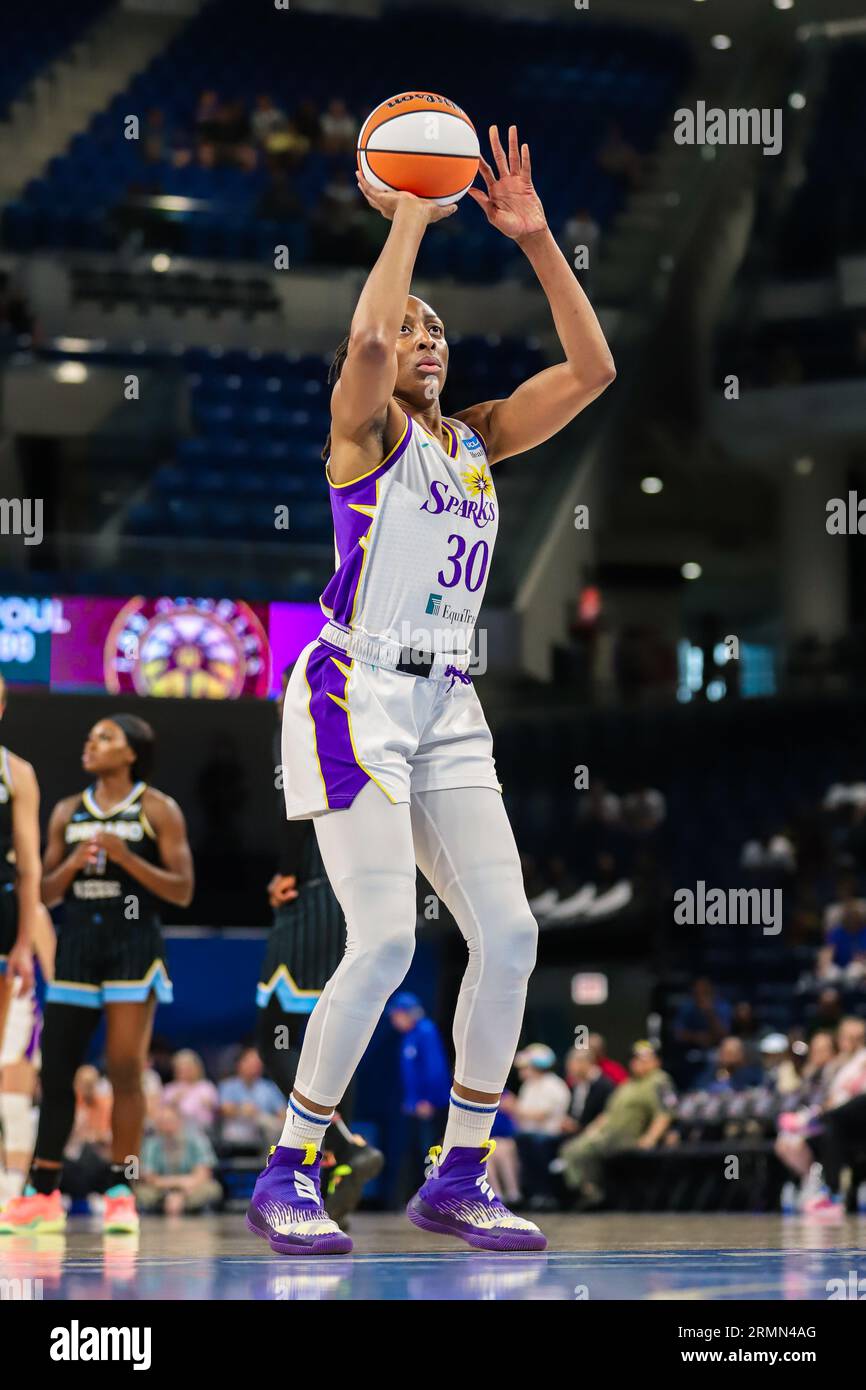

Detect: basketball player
0,674,45,1207
256,666,384,1224
247,125,615,1254
2,714,194,1234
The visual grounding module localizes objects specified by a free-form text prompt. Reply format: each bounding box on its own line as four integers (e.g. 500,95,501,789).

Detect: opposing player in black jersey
0,674,44,1208
2,713,194,1234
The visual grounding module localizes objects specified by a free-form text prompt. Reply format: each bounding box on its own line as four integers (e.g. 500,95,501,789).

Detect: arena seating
0,0,109,121
2,2,690,272
773,40,866,277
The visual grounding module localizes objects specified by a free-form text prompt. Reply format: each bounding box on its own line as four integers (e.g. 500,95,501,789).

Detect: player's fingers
466,188,490,212
521,142,532,179
489,124,509,179
476,155,496,191
508,124,520,173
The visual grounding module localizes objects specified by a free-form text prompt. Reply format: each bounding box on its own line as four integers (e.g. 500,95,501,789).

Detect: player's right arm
328,184,455,485
42,796,98,908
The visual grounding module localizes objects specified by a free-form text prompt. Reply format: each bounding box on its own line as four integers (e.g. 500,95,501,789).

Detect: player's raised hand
355,171,458,224
468,125,547,242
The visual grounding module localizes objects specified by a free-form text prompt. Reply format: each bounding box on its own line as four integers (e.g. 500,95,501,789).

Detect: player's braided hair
321,333,350,463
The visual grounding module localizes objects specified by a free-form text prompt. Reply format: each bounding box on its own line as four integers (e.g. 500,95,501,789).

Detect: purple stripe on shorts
305,643,369,808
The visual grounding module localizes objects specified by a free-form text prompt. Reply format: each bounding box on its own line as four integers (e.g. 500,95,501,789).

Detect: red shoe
0,1188,66,1234
103,1189,140,1235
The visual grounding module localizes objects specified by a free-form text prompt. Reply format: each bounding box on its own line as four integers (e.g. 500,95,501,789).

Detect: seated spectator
588,1032,628,1086
558,1041,677,1208
512,1045,571,1209
218,1047,284,1151
818,890,866,982
775,1029,837,1188
562,1046,615,1133
138,1104,222,1216
730,1001,763,1066
319,97,357,154
251,92,288,146
758,1033,800,1094
740,831,797,874
695,1036,764,1093
162,1049,220,1134
672,977,732,1085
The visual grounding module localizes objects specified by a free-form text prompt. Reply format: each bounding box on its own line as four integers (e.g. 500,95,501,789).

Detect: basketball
357,92,480,203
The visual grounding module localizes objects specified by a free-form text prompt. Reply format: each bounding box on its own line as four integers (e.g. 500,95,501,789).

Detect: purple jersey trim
320,413,414,624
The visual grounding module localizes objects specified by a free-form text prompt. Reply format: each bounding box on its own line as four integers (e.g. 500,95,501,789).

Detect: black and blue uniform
48,782,173,1009
0,747,17,973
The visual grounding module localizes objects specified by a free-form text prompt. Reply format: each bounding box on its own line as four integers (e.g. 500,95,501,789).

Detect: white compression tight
293,781,538,1109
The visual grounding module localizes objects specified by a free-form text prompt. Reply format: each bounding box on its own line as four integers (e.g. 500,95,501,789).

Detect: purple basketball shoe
407,1141,548,1251
246,1144,353,1255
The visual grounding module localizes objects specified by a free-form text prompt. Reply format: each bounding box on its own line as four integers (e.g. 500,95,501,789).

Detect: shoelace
444,665,473,692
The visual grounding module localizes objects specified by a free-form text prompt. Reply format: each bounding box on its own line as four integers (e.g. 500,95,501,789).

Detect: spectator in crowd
218,1047,284,1150
562,1046,615,1133
588,1033,629,1086
730,1001,763,1066
695,1036,764,1093
163,1050,220,1134
512,1045,571,1208
818,887,866,981
141,108,169,164
558,1042,677,1208
251,93,288,146
740,829,797,874
138,1104,222,1215
389,992,451,1201
812,986,844,1033
809,1025,866,1217
319,97,357,154
672,977,732,1083
561,205,600,294
759,1033,799,1093
775,1029,837,1187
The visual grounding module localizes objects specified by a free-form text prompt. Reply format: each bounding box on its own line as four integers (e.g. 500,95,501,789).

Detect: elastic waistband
318,621,471,680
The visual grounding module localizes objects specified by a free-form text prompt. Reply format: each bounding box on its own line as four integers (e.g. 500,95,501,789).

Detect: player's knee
106,1055,143,1097
352,924,416,997
496,908,538,987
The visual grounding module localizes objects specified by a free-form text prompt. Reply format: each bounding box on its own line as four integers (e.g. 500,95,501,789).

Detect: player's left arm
455,125,615,465
93,789,195,909
6,754,41,989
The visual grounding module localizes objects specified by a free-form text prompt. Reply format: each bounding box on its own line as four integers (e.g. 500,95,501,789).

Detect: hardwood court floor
1,1211,864,1300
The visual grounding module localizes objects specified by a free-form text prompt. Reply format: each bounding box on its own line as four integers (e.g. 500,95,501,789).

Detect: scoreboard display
0,594,324,699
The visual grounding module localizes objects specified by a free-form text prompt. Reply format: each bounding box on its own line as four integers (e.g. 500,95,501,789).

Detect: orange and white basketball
357,92,480,204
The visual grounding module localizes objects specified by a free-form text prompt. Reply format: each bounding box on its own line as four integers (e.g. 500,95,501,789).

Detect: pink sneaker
800,1190,845,1221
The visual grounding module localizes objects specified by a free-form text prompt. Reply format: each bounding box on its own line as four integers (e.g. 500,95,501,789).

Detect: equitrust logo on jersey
426,594,442,616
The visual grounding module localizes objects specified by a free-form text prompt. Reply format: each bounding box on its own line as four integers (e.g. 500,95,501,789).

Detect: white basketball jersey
321,411,497,659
